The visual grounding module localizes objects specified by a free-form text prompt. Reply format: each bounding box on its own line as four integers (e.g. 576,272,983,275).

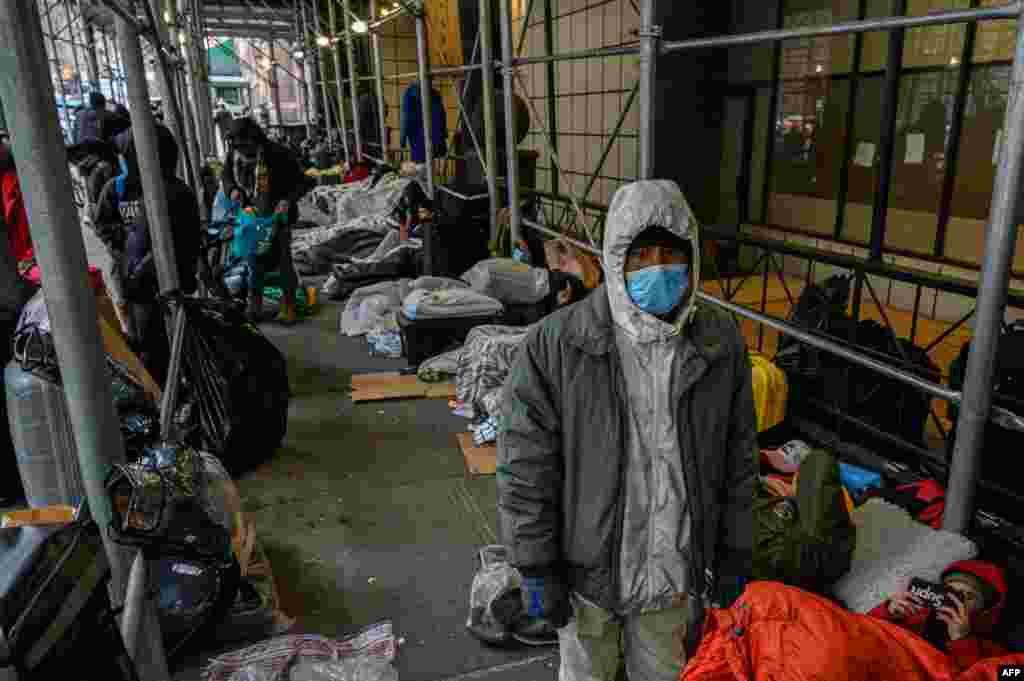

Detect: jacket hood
603,180,701,342
942,559,1008,633
113,124,179,187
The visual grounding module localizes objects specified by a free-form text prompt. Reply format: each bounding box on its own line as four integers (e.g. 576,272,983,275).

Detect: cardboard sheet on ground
350,372,457,402
457,432,497,477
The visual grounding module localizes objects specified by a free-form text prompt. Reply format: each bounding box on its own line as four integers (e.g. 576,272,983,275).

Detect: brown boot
246,294,263,323
275,297,297,326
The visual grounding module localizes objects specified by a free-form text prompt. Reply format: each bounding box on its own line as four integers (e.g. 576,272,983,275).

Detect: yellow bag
750,353,788,432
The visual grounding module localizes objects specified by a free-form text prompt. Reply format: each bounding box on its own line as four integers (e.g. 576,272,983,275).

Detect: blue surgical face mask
626,263,690,317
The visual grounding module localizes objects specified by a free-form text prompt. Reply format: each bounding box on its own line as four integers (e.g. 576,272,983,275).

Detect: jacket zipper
687,394,712,601
609,352,628,611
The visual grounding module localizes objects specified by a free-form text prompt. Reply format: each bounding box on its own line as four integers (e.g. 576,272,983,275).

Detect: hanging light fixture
293,49,306,61
163,9,172,23
178,32,187,46
351,20,368,34
316,35,331,47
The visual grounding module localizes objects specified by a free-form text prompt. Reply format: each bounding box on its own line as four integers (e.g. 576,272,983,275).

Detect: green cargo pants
557,593,689,681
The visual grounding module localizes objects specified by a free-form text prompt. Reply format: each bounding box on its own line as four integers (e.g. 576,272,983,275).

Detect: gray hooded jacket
497,180,756,616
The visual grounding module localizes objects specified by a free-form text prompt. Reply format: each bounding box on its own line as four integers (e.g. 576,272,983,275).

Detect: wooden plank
457,432,497,477
351,372,457,402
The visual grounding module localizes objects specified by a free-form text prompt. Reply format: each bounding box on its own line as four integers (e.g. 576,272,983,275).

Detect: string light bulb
351,20,368,34
316,35,331,47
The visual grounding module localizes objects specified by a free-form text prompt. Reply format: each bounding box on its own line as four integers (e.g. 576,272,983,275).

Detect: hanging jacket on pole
400,83,448,163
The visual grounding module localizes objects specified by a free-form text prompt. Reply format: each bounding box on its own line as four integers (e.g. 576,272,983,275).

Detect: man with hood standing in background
220,117,306,324
498,180,756,680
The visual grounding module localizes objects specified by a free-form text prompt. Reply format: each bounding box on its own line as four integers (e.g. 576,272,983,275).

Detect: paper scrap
854,142,876,167
904,133,925,164
994,129,1003,166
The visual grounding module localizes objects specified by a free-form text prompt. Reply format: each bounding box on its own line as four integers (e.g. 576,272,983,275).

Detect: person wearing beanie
869,559,1009,670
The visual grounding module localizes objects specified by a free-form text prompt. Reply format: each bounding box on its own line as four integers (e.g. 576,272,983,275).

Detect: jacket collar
564,285,734,365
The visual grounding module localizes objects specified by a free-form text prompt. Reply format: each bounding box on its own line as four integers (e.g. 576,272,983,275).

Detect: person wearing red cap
869,559,1009,670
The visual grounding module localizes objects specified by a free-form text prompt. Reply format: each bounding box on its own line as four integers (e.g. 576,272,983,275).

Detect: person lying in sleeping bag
869,560,1009,670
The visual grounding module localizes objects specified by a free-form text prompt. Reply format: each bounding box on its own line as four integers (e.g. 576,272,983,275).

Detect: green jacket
497,287,757,612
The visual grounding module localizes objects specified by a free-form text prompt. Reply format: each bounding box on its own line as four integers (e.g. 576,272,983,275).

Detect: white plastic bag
461,259,550,305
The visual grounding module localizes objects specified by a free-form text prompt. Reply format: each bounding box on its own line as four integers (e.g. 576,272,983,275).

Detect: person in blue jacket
400,82,448,163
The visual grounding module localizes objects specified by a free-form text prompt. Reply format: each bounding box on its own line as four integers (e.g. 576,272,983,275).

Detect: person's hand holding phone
887,591,925,618
937,591,972,641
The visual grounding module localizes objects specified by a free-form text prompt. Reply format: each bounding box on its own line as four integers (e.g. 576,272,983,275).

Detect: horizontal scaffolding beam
663,3,1019,52
518,218,1024,434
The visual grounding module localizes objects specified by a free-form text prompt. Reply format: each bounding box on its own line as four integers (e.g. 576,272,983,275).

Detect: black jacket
221,140,307,225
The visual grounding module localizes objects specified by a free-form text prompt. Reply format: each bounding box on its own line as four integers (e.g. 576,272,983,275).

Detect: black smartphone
908,578,948,610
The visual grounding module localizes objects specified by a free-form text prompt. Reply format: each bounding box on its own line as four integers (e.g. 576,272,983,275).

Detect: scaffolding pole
328,0,351,162
343,0,362,161
314,0,337,143
944,2,1024,532
85,21,101,92
637,0,657,180
370,0,388,160
479,0,500,235
300,0,321,132
415,9,435,198
499,0,520,243
269,39,283,126
41,1,73,141
186,0,216,158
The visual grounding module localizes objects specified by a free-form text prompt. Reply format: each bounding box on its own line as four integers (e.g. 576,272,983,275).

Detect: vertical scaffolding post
499,0,521,242
85,22,101,92
42,2,73,141
370,0,388,159
415,8,436,198
637,0,659,179
944,3,1024,534
269,39,283,127
65,2,85,97
314,0,336,143
296,1,312,137
187,0,215,159
479,0,500,233
300,0,321,133
328,0,351,162
343,0,362,161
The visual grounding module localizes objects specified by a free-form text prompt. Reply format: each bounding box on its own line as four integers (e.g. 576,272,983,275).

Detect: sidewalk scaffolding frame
343,0,1024,538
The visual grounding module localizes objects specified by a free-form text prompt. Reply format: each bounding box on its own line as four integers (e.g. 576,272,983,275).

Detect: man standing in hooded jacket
498,180,756,681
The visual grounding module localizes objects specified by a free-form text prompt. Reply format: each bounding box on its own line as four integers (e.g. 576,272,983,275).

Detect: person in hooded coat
92,123,199,383
869,560,1009,671
220,117,306,324
498,180,757,681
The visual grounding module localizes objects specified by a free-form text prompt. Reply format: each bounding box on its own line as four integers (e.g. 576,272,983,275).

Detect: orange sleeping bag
681,582,1024,681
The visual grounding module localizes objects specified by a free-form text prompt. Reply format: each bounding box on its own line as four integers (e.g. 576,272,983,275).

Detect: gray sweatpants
558,594,689,681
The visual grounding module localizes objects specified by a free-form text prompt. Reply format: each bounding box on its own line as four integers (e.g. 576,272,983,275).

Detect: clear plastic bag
466,545,522,645
289,658,398,681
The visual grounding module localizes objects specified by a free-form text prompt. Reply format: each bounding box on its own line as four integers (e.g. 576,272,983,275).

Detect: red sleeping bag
681,582,1024,681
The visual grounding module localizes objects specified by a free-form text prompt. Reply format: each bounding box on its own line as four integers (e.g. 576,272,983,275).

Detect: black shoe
511,616,560,647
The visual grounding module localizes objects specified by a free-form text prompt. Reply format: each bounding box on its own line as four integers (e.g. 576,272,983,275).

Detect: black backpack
948,322,1024,520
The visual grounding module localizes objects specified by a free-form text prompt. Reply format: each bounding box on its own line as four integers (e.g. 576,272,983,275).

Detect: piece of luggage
398,310,502,367
0,520,139,681
3,363,85,509
753,449,856,594
423,186,491,278
948,321,1024,520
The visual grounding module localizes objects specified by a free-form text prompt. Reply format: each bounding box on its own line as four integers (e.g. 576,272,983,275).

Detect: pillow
832,498,977,613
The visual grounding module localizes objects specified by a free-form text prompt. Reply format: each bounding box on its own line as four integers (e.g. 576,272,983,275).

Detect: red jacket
1,168,32,263
869,560,1009,672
